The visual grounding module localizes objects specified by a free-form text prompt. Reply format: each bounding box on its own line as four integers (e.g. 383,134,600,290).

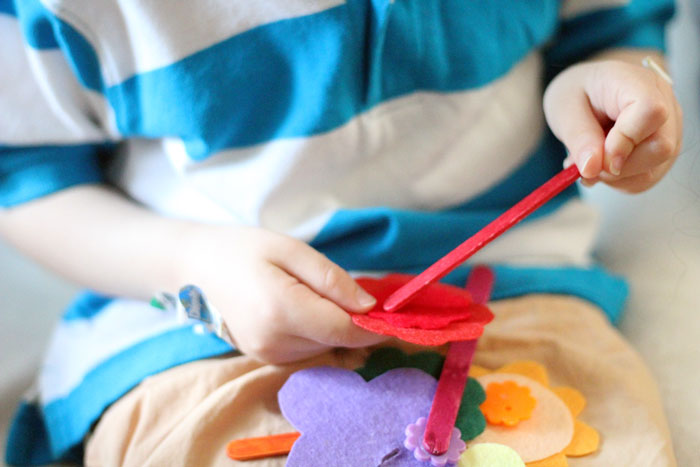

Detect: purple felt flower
404,417,465,466
279,367,445,466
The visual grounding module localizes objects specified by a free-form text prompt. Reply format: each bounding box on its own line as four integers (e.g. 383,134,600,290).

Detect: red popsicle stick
422,266,493,455
383,165,580,313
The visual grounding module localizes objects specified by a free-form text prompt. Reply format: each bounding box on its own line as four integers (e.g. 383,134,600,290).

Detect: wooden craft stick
226,432,301,461
422,266,494,455
463,264,494,306
383,165,580,313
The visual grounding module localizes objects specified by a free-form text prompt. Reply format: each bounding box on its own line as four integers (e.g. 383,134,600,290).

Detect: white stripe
0,16,111,144
107,139,237,224
467,198,598,267
43,0,345,86
345,199,599,281
38,299,185,402
559,0,630,19
113,52,546,241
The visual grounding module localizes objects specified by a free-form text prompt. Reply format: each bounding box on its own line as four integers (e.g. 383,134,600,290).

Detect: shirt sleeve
0,1,114,208
545,0,675,72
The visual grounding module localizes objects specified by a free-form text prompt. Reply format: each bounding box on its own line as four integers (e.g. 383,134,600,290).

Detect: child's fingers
602,95,680,179
544,87,605,179
603,95,670,175
603,129,636,176
608,126,678,179
594,64,672,176
268,266,386,348
605,92,669,146
579,177,599,188
597,159,673,193
268,238,376,312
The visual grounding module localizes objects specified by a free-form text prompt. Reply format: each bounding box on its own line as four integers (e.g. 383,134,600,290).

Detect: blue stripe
310,133,574,272
40,326,233,460
0,0,16,17
11,0,104,90
52,19,105,91
546,0,674,68
440,265,629,324
5,0,674,160
0,143,108,207
61,292,114,321
12,0,59,48
106,0,558,159
5,402,83,466
5,402,52,465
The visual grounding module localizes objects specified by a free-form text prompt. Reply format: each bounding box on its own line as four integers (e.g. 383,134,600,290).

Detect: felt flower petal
469,365,491,378
563,420,599,457
352,311,490,345
279,367,435,466
355,347,444,381
525,452,568,467
552,387,586,418
456,378,487,441
495,361,549,387
354,347,487,441
357,274,473,309
349,275,493,346
367,308,474,330
459,443,525,467
405,417,466,465
480,381,537,427
471,373,574,463
471,362,597,464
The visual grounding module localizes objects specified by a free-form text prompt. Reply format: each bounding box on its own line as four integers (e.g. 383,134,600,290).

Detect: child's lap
84,295,675,467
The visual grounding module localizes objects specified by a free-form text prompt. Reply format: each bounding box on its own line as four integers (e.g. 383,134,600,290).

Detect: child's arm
544,49,682,193
0,185,383,363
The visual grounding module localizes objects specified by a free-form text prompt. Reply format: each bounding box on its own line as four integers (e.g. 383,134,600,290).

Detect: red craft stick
463,264,494,306
226,432,301,461
383,165,580,313
422,266,493,456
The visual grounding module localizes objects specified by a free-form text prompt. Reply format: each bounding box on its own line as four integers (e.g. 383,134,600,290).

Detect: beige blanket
85,295,675,467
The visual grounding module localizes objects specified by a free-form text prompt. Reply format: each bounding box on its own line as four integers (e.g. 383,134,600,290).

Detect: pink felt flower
404,416,466,466
349,274,494,346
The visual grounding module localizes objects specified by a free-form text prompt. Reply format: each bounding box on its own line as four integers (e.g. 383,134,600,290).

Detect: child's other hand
180,225,386,363
543,52,682,193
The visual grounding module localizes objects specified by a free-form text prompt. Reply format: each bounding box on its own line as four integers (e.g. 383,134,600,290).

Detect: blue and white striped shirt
1,0,673,463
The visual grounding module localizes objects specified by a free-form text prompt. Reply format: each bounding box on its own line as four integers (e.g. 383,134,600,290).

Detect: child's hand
543,53,682,193
180,225,386,363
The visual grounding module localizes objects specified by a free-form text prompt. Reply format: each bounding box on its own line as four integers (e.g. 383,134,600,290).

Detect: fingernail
610,156,624,176
563,155,574,169
580,151,596,177
356,288,376,308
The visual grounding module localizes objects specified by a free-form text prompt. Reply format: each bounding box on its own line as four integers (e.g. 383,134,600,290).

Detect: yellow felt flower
459,443,525,467
468,361,600,466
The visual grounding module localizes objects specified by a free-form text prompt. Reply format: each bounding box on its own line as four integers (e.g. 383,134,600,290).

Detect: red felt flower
349,274,494,346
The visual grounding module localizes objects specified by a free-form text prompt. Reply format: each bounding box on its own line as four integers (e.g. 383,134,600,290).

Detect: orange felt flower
480,380,537,427
468,361,600,466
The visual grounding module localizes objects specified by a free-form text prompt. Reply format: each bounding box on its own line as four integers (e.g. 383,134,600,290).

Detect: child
0,0,680,465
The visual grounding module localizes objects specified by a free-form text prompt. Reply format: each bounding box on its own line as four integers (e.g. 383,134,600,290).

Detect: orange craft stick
226,432,301,461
